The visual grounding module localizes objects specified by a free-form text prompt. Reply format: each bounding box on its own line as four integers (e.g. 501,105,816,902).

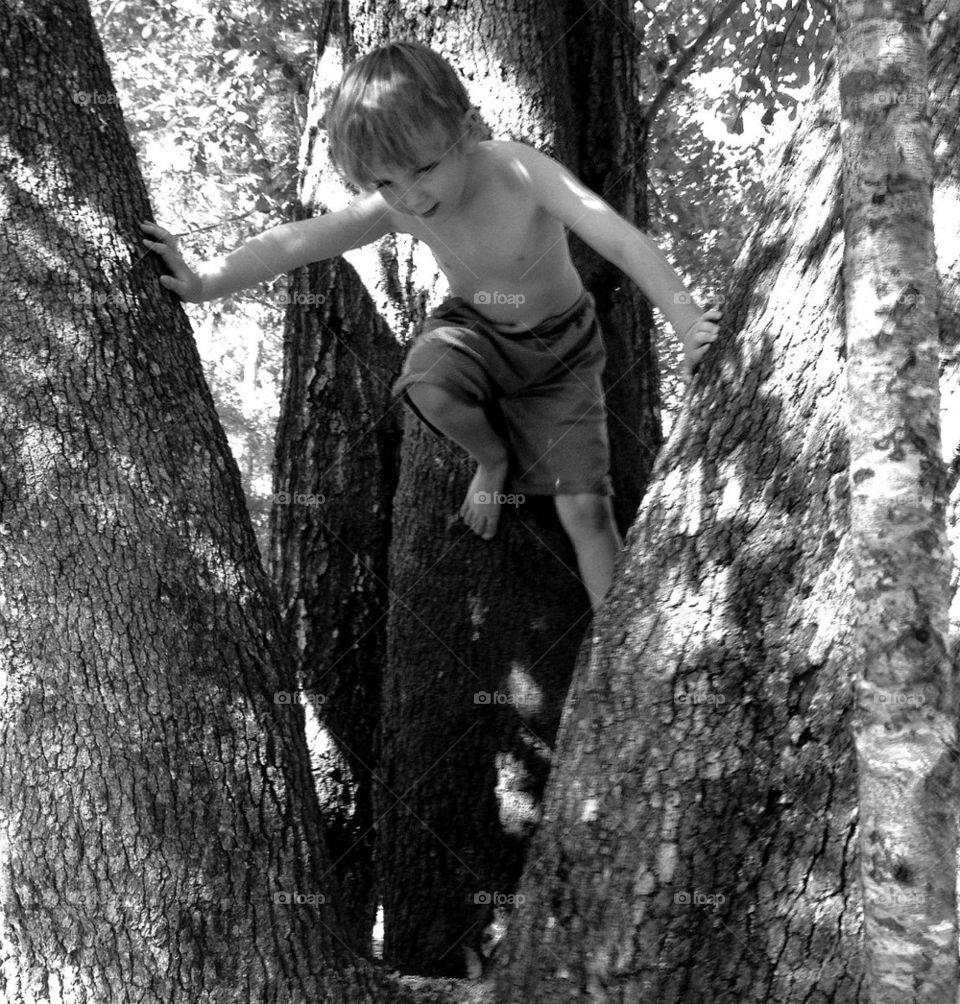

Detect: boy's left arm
521,145,720,380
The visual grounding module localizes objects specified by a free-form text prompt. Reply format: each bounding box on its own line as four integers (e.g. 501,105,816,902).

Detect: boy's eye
418,162,438,174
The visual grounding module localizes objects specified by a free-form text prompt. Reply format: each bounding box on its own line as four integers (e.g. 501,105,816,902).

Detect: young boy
141,41,719,611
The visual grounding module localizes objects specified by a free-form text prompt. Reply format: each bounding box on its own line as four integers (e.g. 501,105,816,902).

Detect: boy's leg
406,383,510,540
554,493,622,611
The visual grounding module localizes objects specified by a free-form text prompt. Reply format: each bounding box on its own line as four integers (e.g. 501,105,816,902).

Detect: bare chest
418,193,567,286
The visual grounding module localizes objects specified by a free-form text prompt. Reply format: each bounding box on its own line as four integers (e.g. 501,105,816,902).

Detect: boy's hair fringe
324,41,473,189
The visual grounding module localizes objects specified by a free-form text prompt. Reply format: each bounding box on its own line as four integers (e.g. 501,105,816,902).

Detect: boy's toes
479,510,500,540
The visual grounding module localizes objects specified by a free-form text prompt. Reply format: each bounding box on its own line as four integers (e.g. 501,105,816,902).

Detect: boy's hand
681,308,722,384
139,221,203,302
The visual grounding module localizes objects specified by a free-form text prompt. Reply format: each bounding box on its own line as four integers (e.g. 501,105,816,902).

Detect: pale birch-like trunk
835,0,957,999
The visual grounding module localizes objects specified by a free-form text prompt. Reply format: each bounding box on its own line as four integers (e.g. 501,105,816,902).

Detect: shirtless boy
141,41,719,611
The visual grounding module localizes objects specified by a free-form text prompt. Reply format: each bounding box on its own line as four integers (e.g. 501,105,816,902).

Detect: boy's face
363,115,476,221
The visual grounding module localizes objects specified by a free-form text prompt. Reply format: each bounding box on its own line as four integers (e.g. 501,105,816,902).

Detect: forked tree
491,2,960,999
271,0,656,977
0,2,422,1000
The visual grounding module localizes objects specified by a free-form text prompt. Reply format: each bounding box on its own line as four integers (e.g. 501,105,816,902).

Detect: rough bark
268,253,402,954
835,0,957,998
0,2,420,1000
335,0,655,977
268,3,404,953
492,4,960,1000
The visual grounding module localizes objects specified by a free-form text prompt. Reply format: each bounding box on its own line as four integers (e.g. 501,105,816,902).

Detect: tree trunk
835,0,957,998
492,4,960,1000
332,0,655,977
0,3,419,1000
268,2,404,954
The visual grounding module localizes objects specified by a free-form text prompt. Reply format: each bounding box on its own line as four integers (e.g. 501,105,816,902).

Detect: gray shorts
392,291,612,496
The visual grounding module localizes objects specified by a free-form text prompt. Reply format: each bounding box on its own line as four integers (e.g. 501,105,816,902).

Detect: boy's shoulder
473,139,562,189
478,138,546,166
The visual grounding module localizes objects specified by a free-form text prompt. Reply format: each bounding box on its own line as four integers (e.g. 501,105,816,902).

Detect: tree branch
640,0,742,133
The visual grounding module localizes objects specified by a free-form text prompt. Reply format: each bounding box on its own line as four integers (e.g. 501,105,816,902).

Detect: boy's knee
555,493,614,537
406,383,461,422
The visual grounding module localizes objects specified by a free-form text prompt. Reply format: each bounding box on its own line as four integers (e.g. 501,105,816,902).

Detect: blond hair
325,41,473,188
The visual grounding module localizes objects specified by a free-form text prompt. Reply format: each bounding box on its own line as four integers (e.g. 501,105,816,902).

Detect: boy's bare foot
459,458,509,540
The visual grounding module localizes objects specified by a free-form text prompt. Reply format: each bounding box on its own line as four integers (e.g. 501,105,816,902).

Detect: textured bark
335,0,655,978
835,1,957,998
268,253,402,953
0,3,420,1000
493,5,960,1000
563,0,662,524
268,5,404,953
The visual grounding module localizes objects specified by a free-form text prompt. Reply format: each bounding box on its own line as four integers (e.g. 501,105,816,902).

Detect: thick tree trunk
493,5,960,1000
334,0,655,977
835,1,957,998
0,3,419,1000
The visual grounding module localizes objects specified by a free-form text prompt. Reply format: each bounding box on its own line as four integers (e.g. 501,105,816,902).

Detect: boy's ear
463,106,491,142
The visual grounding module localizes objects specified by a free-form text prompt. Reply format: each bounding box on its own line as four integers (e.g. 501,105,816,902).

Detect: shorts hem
393,375,485,438
508,478,614,498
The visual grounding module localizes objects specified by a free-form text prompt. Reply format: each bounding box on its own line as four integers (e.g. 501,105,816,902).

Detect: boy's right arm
140,192,393,303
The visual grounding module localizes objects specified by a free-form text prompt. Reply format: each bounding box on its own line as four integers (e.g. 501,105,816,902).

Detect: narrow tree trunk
269,251,402,953
0,3,419,1000
835,1,957,998
563,1,662,521
339,0,653,977
493,5,960,998
268,5,404,953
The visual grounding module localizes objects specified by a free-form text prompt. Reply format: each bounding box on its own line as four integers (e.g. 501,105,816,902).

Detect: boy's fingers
143,239,182,265
159,275,187,296
140,222,173,241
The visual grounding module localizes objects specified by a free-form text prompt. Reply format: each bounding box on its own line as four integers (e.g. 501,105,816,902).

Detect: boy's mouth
418,202,440,218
